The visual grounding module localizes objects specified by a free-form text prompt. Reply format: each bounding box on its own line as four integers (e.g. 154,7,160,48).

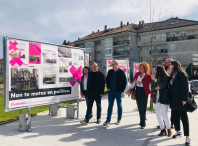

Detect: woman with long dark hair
80,66,92,120
126,62,153,129
169,60,191,145
151,65,172,136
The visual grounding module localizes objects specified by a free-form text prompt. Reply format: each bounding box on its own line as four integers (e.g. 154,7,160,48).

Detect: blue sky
0,0,198,59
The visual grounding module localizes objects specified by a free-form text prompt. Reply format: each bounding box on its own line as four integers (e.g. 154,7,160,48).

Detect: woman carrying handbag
126,62,152,129
151,66,172,137
169,60,191,146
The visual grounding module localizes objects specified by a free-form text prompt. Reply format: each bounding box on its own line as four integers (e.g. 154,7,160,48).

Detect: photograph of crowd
30,55,40,62
11,52,19,58
58,47,72,58
44,59,57,64
43,75,56,84
59,66,68,73
11,68,39,91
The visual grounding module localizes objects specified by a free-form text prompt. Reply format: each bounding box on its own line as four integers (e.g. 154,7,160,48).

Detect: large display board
3,37,84,111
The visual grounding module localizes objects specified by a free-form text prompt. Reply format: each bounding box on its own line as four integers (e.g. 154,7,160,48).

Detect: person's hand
80,93,83,97
152,75,156,80
126,88,131,94
135,80,140,84
100,94,103,97
182,101,186,105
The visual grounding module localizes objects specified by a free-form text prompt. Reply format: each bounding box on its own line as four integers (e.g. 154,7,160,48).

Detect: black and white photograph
21,54,26,59
43,74,56,84
58,47,72,58
44,58,57,64
79,56,83,60
30,55,40,62
59,77,76,83
11,68,39,91
59,66,68,73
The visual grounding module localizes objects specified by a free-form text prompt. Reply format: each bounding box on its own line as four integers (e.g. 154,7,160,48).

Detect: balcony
167,34,198,42
113,50,130,56
149,49,168,55
113,40,130,46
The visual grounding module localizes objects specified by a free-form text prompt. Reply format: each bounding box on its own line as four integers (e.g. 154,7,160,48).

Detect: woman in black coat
169,60,191,145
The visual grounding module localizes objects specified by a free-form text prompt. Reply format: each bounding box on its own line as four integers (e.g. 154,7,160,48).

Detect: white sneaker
185,138,191,145
172,131,182,139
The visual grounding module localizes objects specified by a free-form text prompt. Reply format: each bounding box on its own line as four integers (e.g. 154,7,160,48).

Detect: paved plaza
0,95,198,146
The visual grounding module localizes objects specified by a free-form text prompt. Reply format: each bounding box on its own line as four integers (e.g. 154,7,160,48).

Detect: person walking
151,66,172,136
103,60,127,126
190,70,198,81
126,62,153,129
80,66,92,120
169,60,191,145
80,62,105,125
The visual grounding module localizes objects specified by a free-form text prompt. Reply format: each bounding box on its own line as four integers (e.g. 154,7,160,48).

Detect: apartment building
74,17,198,78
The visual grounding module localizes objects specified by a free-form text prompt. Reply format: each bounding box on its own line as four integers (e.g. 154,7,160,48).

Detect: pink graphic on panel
9,51,23,66
29,43,41,64
9,41,18,51
134,64,137,74
69,65,82,86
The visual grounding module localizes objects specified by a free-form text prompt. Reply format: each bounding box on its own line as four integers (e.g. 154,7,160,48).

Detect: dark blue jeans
107,91,123,121
85,93,101,121
83,90,93,119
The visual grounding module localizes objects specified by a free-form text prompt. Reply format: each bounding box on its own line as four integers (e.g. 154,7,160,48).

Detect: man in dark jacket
103,60,127,126
80,62,105,125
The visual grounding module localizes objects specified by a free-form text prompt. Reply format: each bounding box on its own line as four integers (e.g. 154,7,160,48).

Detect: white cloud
0,0,198,58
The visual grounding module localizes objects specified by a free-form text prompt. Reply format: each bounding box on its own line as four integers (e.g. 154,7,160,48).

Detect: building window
130,36,132,41
130,46,132,51
169,44,175,49
124,47,128,53
97,51,100,55
138,36,140,41
85,42,91,49
95,41,101,46
170,33,176,37
124,37,128,41
160,34,165,39
117,38,121,42
145,47,149,51
105,48,112,56
152,35,156,40
180,32,186,37
117,48,121,52
143,36,148,41
161,46,166,49
105,39,112,47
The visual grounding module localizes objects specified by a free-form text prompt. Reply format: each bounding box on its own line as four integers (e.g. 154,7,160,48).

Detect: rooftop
75,18,198,42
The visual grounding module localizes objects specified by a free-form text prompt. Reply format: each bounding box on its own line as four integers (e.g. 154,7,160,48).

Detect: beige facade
75,18,198,77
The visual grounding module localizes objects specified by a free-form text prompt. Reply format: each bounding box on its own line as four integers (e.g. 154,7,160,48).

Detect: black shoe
103,120,110,126
96,119,101,124
157,126,160,129
80,119,89,125
172,131,182,139
185,138,191,145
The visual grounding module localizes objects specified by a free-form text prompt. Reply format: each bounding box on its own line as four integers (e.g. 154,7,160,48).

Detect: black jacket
87,71,105,95
106,68,127,93
151,75,170,104
169,71,189,111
